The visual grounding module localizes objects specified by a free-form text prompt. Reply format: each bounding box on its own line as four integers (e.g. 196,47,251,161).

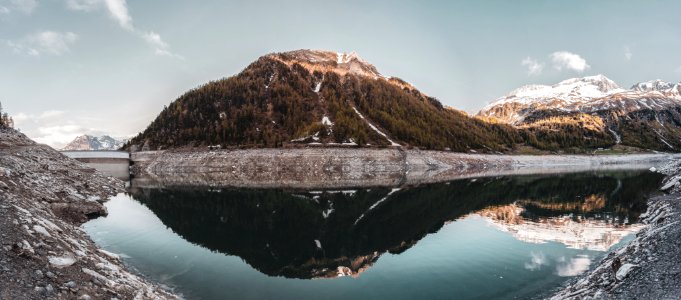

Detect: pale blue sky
2,0,681,147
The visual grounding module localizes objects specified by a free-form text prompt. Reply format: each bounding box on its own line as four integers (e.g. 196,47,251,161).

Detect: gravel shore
550,159,681,299
0,129,178,299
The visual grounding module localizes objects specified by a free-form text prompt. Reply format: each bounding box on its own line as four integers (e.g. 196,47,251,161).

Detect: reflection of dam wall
130,149,676,189
61,151,129,179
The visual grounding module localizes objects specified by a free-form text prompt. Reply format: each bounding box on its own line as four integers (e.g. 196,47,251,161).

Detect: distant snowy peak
479,75,681,124
559,74,621,91
630,79,681,97
62,135,127,151
502,74,624,103
631,79,676,92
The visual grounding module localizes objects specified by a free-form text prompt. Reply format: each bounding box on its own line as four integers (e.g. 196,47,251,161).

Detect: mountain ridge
479,75,681,151
124,49,530,152
479,74,681,124
123,50,676,153
62,135,128,151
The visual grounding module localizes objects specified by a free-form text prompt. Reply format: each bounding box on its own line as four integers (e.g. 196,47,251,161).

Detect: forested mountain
479,75,681,151
124,50,652,153
124,50,526,152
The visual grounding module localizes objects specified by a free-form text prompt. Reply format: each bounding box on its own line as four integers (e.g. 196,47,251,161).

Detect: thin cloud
521,57,544,76
142,31,184,59
141,31,167,49
66,0,181,58
12,110,65,123
550,51,590,73
555,255,591,277
6,31,78,56
2,0,37,14
12,110,108,148
103,0,133,30
624,46,632,61
65,0,99,11
32,124,99,148
524,251,549,271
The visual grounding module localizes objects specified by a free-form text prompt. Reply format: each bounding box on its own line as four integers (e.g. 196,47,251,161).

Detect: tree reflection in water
127,171,663,279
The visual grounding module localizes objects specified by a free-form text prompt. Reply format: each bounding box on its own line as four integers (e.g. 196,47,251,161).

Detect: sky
2,0,681,148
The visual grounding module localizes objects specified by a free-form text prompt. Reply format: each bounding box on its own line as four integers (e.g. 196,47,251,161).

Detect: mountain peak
267,49,382,78
503,74,623,102
479,74,681,125
62,135,127,151
630,79,677,92
557,74,621,92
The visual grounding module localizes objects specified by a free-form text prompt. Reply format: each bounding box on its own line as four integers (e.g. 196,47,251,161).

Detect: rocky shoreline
550,159,681,299
3,124,679,299
0,129,178,299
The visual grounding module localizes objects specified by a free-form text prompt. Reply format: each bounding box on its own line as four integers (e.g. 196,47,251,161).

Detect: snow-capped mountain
479,75,681,125
477,75,681,151
62,135,127,151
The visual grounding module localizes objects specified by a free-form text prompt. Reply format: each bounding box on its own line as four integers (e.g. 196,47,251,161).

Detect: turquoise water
83,171,662,299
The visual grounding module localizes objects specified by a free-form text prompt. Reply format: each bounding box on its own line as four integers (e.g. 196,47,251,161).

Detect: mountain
124,50,678,153
62,135,127,151
478,75,681,151
124,49,528,152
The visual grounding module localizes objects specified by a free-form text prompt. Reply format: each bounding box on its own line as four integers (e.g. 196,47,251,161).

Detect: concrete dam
61,150,130,180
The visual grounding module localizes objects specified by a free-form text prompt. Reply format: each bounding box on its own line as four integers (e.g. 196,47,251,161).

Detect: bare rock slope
0,128,177,299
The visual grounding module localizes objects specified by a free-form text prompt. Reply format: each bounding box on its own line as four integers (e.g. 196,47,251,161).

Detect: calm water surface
83,171,663,299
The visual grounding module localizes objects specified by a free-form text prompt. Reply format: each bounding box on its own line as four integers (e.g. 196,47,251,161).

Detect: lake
83,170,663,299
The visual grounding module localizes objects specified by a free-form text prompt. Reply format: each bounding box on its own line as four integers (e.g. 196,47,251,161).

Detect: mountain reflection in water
126,171,662,279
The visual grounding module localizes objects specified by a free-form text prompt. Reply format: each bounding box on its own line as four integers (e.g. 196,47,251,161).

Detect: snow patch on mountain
631,80,676,92
351,107,400,146
321,116,333,126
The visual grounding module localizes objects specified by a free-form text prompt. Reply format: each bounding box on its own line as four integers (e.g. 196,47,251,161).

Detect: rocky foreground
0,128,177,299
551,159,681,299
